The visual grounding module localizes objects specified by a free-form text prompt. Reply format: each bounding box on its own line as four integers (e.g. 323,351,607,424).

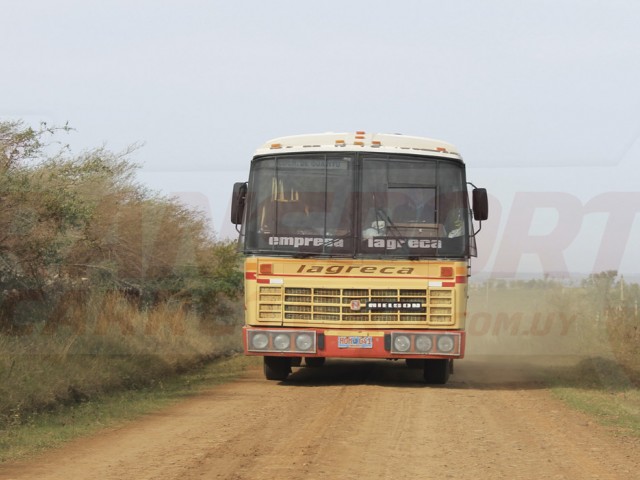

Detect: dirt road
2,357,639,480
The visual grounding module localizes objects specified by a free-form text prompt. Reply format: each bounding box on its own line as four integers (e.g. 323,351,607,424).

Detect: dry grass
467,282,633,361
0,354,257,463
468,280,640,437
606,312,640,386
0,291,243,428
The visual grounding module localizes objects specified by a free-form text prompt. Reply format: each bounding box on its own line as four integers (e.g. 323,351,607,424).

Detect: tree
582,271,618,309
1,120,242,330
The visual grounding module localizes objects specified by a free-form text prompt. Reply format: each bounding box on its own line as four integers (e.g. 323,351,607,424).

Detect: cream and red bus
231,132,488,384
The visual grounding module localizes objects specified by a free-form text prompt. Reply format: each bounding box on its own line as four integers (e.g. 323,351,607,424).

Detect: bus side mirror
472,188,488,221
231,182,248,225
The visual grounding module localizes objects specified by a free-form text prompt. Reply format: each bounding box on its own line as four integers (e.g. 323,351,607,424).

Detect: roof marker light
440,266,454,278
259,263,273,275
270,143,282,149
436,147,448,153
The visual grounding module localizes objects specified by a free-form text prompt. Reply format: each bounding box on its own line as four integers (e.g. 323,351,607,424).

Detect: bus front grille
257,286,455,326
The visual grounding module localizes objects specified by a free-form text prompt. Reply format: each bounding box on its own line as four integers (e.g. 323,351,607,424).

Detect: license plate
338,336,373,349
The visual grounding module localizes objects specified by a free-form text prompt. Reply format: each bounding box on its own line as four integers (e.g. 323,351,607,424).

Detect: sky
2,0,640,277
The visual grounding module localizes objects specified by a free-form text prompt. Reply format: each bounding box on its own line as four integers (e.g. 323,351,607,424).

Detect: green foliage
0,119,245,438
1,120,243,331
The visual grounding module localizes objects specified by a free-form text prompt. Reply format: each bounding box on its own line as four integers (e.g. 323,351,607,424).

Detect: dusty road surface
2,357,640,480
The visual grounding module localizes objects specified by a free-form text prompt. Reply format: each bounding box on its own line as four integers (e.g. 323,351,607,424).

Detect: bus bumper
243,326,465,360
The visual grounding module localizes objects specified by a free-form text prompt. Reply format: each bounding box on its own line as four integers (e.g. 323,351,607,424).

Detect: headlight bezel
390,331,460,356
436,335,455,353
295,333,314,352
247,329,317,354
414,335,433,353
250,332,270,350
273,333,292,351
392,334,412,353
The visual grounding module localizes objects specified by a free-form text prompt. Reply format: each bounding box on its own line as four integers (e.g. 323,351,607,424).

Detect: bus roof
254,132,463,161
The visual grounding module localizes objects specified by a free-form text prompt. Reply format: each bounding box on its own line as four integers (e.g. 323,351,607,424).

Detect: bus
231,131,488,384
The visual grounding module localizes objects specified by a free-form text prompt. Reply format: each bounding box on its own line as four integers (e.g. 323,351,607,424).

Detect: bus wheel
304,357,326,368
423,359,451,385
263,356,291,381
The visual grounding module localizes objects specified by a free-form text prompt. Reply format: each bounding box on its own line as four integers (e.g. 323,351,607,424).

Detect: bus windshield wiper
375,208,405,240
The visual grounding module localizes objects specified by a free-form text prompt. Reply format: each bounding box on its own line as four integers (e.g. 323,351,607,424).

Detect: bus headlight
393,334,411,353
415,335,433,353
251,332,269,350
437,335,455,353
295,333,314,352
273,333,291,351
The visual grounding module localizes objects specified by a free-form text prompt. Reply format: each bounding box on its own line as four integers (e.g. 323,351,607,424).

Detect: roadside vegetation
3,119,640,458
0,355,259,463
469,272,640,436
0,121,244,447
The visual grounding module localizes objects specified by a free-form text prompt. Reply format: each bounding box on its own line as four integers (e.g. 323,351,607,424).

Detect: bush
0,120,244,425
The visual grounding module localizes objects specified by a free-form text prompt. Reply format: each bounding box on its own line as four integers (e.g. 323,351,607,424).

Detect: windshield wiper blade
375,208,405,240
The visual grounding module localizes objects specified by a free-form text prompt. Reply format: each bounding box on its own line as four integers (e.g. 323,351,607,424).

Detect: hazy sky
3,1,640,276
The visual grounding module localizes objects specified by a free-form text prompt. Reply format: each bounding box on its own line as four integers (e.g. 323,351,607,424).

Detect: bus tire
263,356,291,381
423,359,451,384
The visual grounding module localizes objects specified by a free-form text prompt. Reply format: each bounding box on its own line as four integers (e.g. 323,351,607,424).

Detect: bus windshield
242,153,473,258
243,154,355,256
